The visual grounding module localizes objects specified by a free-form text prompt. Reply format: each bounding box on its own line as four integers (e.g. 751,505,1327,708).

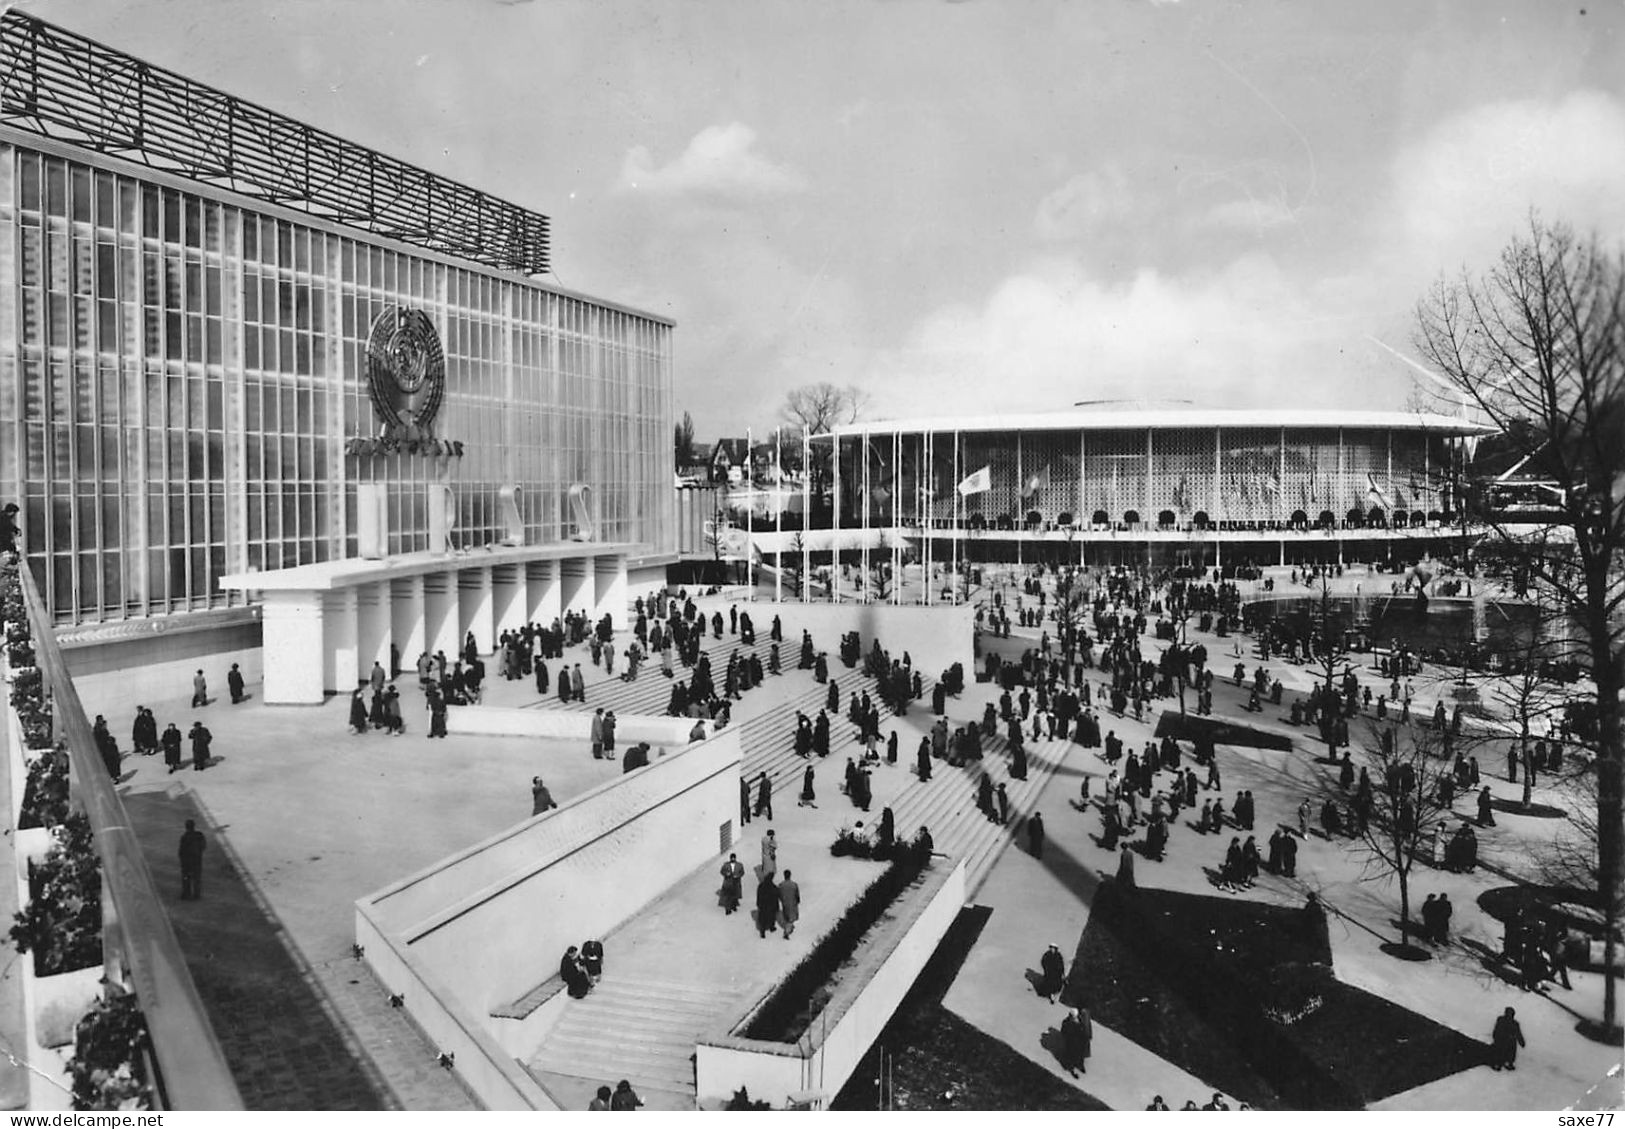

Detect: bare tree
1335,723,1457,953
780,382,869,498
1414,216,1624,1034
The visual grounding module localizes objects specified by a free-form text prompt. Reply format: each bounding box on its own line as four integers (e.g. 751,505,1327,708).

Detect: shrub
724,1086,771,1111
11,813,103,976
18,745,70,830
69,992,152,1111
741,853,928,1042
830,827,875,858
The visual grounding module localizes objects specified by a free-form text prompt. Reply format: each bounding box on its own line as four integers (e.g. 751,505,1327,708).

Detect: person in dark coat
1478,787,1496,827
178,819,206,900
188,720,212,771
719,853,745,914
755,872,780,938
996,782,1010,825
754,772,773,820
739,777,752,826
1490,1007,1525,1070
531,777,557,816
977,774,996,820
560,946,591,998
1028,811,1046,858
349,688,369,734
876,806,896,855
917,737,933,782
162,723,183,773
1059,1005,1092,1076
1037,944,1066,1003
799,764,816,808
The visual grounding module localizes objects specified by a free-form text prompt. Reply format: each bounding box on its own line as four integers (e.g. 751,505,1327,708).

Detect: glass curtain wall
2,142,673,626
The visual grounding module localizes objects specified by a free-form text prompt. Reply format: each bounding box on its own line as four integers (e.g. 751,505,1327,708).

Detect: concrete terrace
64,573,1625,1110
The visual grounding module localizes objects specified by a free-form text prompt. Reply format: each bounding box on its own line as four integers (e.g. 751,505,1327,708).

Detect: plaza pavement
53,566,1625,1110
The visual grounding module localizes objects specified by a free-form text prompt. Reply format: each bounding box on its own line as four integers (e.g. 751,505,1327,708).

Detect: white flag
1366,472,1392,511
957,465,992,496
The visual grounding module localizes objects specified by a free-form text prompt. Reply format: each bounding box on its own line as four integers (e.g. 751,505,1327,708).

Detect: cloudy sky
21,0,1623,437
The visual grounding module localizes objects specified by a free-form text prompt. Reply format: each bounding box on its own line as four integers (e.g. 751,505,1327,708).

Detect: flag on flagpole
957,465,992,496
1262,470,1282,498
1020,464,1050,500
1366,472,1392,511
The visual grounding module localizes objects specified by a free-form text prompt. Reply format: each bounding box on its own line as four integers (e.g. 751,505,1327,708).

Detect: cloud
856,253,1360,419
860,89,1625,426
617,122,805,198
1203,194,1298,233
1385,89,1625,280
1034,166,1134,241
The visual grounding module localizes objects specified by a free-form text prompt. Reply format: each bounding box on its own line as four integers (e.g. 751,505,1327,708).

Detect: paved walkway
0,710,41,1110
936,568,1621,1110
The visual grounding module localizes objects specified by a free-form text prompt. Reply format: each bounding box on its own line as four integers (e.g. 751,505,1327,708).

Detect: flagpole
924,430,932,607
802,427,811,603
862,431,870,603
775,428,783,604
1016,430,1023,573
897,428,910,604
832,432,841,604
949,432,955,604
746,426,754,599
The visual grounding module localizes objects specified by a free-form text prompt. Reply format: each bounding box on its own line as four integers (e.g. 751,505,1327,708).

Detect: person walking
1490,1007,1525,1070
739,777,752,826
759,828,778,879
178,819,206,900
799,764,816,808
571,663,585,702
188,720,212,771
1038,943,1066,1003
1060,1004,1092,1076
590,709,605,759
191,669,208,708
719,853,745,914
227,663,246,704
996,782,1010,825
1028,810,1046,858
755,871,780,938
777,870,801,939
162,722,183,773
754,771,773,820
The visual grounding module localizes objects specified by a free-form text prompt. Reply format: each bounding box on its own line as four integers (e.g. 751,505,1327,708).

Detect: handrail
14,561,243,1110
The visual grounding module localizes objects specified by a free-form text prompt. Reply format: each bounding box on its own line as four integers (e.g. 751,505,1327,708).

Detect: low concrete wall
702,599,975,681
694,858,967,1109
356,728,744,1102
446,705,707,748
65,621,264,719
353,910,558,1111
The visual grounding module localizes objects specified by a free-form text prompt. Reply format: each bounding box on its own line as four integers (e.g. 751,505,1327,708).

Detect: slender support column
493,564,526,637
356,582,392,680
324,588,359,695
527,559,561,624
423,574,459,662
391,576,426,673
459,567,496,654
593,556,628,631
560,558,593,617
261,591,326,704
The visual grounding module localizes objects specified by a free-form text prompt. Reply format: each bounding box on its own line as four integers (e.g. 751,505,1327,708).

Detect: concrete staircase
528,976,717,1101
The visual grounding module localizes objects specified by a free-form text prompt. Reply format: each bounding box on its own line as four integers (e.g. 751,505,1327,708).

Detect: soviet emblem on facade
346,306,463,457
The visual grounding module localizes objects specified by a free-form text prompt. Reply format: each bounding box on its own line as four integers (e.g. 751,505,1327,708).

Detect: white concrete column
528,559,561,624
493,564,526,636
459,567,495,654
423,573,459,662
261,590,327,705
560,558,593,616
391,575,427,671
357,581,393,679
324,588,360,695
593,556,628,631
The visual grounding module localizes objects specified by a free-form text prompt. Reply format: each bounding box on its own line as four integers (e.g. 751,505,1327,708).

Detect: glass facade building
0,135,676,628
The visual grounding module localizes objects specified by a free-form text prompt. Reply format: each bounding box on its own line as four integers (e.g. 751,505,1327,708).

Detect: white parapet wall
702,599,976,681
693,857,967,1109
355,726,743,1108
445,704,709,748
